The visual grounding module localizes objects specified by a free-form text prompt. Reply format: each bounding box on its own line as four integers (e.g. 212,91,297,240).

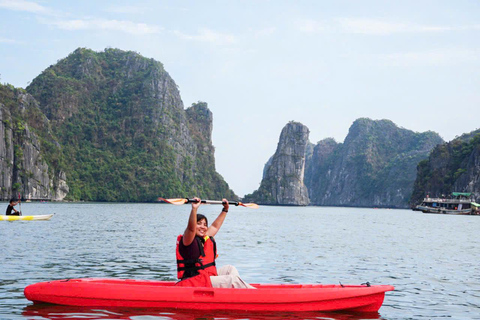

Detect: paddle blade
238,202,259,209
158,198,188,205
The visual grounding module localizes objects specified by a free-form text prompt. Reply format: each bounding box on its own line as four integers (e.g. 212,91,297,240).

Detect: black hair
197,214,208,226
9,198,17,204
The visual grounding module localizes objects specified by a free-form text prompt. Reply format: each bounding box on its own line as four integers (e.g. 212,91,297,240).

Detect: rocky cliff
247,118,444,208
0,84,68,200
244,121,310,205
0,47,236,202
410,130,480,206
308,119,444,208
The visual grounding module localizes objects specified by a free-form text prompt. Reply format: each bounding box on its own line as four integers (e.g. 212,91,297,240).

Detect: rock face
307,119,444,208
23,48,235,201
410,130,480,206
0,84,68,200
304,137,338,203
0,47,235,202
454,138,480,195
244,122,310,205
246,118,444,208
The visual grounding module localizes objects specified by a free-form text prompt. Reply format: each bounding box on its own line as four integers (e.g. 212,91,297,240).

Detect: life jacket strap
197,237,206,257
176,258,200,272
176,260,216,272
198,261,216,270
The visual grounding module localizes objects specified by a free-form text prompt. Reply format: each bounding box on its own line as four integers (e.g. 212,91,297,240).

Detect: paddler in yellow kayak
6,198,21,216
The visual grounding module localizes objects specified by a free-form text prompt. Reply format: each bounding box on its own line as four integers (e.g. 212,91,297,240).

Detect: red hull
24,278,394,312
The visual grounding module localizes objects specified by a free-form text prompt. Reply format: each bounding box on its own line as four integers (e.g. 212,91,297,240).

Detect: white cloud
105,5,146,15
43,18,162,35
380,48,480,66
0,0,49,14
253,26,276,38
338,18,455,35
0,36,18,43
173,28,237,45
0,1,159,35
294,19,330,33
295,17,480,35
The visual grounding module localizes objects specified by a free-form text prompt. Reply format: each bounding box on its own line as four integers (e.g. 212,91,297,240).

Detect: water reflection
23,304,384,320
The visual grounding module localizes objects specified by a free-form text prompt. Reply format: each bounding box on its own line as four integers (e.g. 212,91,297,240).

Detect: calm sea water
1,202,479,320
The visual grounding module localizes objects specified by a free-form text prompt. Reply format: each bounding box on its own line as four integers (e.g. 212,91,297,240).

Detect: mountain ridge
245,118,445,208
0,47,236,201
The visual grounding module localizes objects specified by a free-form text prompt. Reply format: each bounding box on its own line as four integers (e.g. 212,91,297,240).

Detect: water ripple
1,204,479,319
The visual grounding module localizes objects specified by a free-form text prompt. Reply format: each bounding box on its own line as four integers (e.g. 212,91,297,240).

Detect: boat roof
452,192,472,197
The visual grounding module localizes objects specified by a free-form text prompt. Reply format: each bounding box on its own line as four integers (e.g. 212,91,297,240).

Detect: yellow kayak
0,214,54,221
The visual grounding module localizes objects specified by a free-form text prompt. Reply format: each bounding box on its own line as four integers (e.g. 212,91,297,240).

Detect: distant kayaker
6,198,21,216
175,197,255,288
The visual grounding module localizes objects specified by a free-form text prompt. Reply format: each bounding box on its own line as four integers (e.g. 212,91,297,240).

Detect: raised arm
182,197,201,246
207,199,229,238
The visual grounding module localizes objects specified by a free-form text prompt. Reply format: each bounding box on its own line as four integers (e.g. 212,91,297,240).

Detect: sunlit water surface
1,202,479,319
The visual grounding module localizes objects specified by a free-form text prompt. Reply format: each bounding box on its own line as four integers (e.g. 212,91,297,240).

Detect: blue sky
1,0,479,197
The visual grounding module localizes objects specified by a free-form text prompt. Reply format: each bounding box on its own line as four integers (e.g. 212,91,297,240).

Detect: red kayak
24,278,394,313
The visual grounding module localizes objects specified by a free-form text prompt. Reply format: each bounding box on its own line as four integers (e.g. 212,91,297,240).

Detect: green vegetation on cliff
247,118,444,208
333,119,444,207
0,83,64,199
410,130,480,206
25,48,235,202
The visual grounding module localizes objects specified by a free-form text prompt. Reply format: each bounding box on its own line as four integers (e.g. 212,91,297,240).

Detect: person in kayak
6,198,21,216
175,197,255,288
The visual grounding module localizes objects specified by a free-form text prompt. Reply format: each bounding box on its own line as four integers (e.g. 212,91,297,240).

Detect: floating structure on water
415,192,480,215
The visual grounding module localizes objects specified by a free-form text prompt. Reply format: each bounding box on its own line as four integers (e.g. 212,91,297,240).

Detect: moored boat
415,192,480,215
24,278,395,313
0,214,54,221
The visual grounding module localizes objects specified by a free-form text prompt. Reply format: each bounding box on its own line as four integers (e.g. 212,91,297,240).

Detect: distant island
243,119,444,208
0,48,235,202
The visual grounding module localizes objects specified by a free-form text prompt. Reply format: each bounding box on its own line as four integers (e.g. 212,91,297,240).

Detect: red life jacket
175,235,218,287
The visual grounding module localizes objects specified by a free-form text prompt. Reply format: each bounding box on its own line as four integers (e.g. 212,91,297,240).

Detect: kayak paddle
158,198,259,209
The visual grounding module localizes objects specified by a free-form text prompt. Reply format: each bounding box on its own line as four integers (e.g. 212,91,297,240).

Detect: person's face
196,218,208,237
